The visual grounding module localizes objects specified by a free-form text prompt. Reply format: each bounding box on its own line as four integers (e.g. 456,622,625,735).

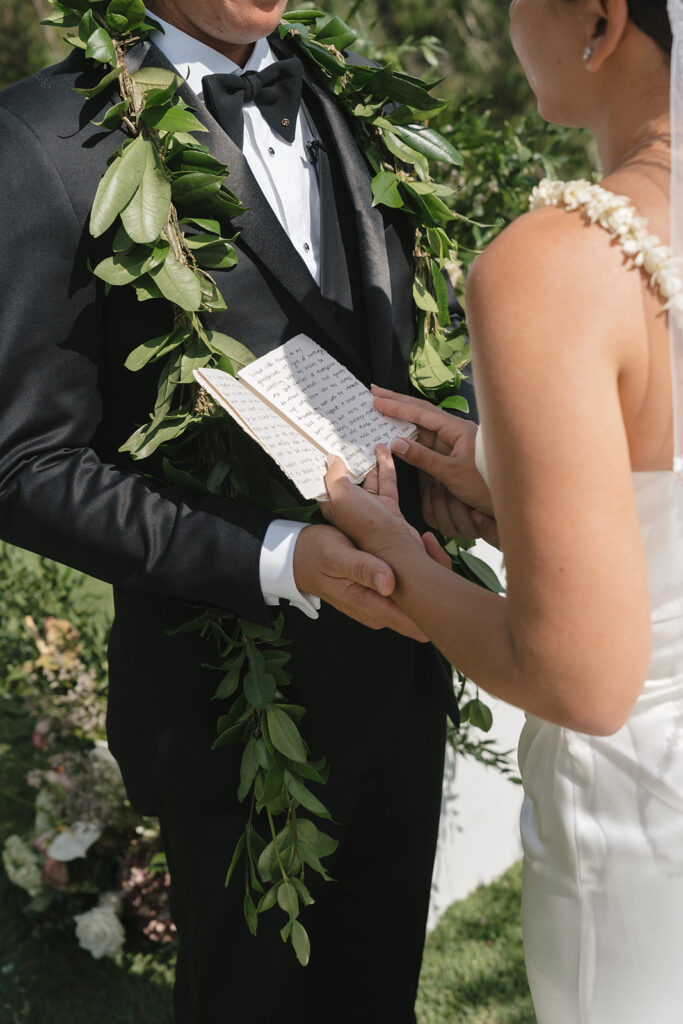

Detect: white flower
34,786,63,834
530,178,565,209
97,891,122,915
562,179,596,209
88,741,122,783
73,905,125,960
90,739,117,764
666,292,683,323
653,265,683,299
604,206,635,236
621,233,646,259
47,821,102,862
643,239,671,272
2,835,42,898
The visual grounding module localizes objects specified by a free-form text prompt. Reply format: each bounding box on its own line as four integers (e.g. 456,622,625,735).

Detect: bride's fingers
421,478,438,530
416,426,445,454
371,386,443,419
471,510,501,549
373,393,456,434
390,435,457,487
422,532,452,570
370,385,410,400
375,444,399,506
431,486,479,541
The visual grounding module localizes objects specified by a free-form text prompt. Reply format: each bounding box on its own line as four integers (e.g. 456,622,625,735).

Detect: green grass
418,864,535,1023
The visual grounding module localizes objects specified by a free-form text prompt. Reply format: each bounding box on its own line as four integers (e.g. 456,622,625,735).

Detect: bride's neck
592,71,670,177
598,115,671,178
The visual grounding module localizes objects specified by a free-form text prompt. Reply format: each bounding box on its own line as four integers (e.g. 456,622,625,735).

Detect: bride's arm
327,208,652,735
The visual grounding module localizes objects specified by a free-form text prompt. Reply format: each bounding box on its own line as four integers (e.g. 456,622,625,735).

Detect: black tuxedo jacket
0,37,455,814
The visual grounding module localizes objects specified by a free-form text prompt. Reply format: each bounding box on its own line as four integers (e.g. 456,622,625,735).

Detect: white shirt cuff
259,520,321,620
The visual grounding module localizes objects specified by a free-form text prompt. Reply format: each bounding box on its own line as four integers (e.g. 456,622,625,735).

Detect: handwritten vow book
193,334,417,501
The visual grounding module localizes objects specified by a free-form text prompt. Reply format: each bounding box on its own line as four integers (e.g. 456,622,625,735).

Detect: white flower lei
530,178,683,326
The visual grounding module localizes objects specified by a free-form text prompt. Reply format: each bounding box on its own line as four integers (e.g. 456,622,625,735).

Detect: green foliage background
0,0,531,117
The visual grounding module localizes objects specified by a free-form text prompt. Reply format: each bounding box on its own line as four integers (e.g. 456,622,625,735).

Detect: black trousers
158,659,446,1024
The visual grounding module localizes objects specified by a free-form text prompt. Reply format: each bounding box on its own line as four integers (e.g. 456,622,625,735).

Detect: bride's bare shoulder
465,203,641,332
467,203,628,293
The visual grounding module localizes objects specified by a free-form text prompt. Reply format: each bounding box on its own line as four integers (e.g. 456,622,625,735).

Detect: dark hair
627,0,672,56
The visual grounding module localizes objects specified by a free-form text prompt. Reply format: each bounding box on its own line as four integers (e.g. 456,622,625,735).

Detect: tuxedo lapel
124,40,372,374
312,120,354,313
280,43,396,385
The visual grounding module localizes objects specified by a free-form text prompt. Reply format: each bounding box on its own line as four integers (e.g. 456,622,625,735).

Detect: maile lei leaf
41,0,491,962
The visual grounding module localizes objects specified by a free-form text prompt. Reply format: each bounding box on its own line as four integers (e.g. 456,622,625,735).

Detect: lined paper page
238,335,416,477
194,367,329,500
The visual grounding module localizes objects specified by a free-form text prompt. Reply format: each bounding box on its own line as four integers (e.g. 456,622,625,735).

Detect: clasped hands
292,387,497,640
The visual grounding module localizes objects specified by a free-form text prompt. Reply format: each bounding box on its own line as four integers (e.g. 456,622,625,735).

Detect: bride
322,1,683,1021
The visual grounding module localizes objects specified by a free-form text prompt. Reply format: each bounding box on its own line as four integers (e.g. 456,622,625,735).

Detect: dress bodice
631,471,683,684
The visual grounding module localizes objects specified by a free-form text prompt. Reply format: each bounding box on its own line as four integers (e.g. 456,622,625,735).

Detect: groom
0,1,459,1020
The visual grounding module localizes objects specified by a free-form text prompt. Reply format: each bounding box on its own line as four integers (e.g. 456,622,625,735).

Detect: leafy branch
282,8,471,406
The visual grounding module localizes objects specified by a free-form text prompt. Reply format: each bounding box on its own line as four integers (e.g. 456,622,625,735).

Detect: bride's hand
372,387,492,508
420,479,500,547
321,445,451,570
371,386,498,544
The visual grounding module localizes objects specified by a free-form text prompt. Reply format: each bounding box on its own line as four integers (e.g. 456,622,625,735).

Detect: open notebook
194,334,417,501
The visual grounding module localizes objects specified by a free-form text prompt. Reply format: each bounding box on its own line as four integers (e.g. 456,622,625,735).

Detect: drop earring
582,46,594,62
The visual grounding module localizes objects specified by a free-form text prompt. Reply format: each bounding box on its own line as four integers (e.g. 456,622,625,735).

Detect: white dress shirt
151,18,321,618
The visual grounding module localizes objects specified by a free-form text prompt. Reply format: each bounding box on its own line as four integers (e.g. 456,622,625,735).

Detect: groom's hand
293,524,428,641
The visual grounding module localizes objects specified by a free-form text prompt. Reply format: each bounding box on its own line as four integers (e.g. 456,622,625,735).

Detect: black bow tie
202,57,304,150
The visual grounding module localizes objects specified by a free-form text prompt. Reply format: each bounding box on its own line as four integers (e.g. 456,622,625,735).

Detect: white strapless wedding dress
473,180,683,1023
475,445,683,1023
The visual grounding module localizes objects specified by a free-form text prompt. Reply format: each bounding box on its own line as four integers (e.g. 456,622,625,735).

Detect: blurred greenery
0,0,66,90
0,543,112,677
1,0,530,109
341,0,534,122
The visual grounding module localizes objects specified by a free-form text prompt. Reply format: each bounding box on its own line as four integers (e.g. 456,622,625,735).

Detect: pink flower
42,857,69,891
32,718,51,751
33,831,54,854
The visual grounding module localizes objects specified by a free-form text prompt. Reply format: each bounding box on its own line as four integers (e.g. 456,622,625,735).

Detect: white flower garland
530,178,683,325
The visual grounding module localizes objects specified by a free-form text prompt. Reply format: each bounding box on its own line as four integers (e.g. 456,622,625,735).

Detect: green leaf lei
42,0,470,964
